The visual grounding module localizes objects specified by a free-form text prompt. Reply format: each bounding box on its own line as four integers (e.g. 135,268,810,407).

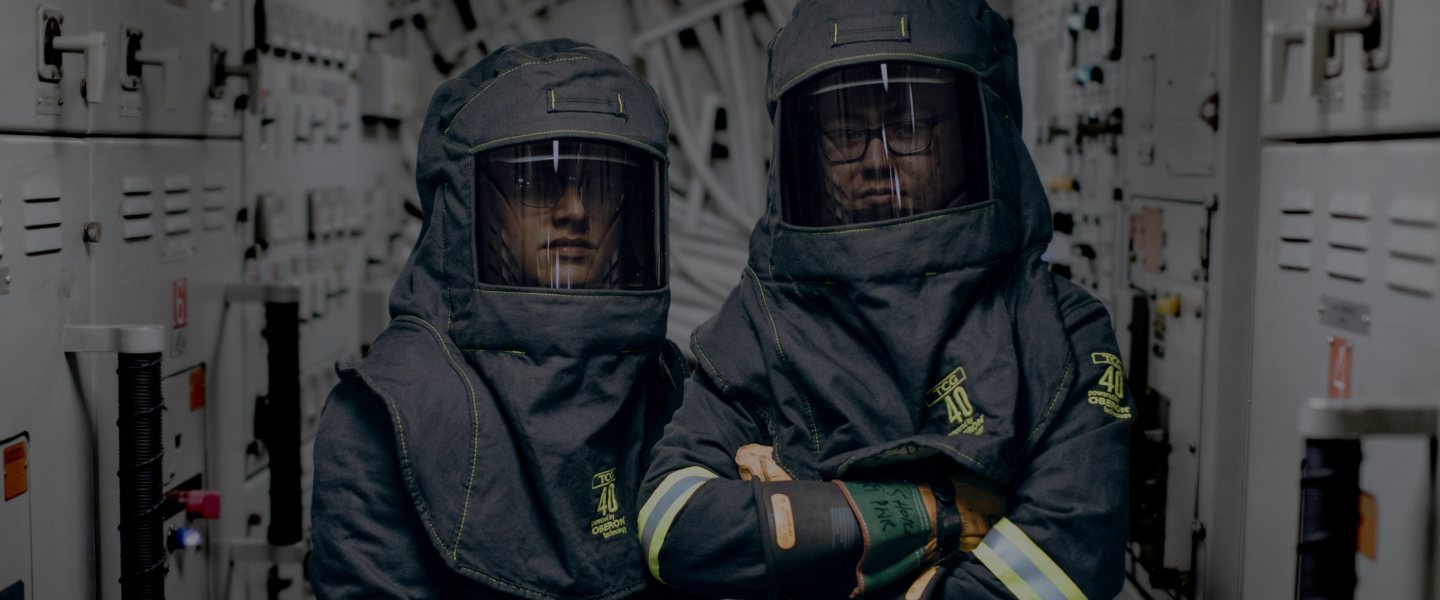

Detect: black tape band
753,480,864,600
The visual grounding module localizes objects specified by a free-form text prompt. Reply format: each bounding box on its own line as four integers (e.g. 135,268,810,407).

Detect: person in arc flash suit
309,39,689,600
638,1,1133,599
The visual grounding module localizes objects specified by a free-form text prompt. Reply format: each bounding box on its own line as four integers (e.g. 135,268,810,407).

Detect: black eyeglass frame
816,118,941,163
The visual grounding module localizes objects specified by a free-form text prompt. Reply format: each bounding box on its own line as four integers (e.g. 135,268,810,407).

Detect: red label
173,277,189,329
189,366,206,411
4,441,27,501
1328,337,1352,399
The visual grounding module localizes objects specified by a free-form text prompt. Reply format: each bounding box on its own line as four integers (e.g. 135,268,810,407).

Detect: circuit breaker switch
37,5,108,103
120,25,180,110
1157,294,1182,318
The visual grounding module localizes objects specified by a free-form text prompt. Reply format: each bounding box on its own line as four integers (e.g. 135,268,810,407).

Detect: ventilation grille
121,175,155,241
22,179,62,255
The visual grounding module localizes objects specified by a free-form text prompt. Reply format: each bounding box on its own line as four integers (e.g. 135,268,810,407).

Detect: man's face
486,161,626,288
813,82,968,219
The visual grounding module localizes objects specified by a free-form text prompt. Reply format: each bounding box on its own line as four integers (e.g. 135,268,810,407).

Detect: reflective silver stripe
636,467,717,583
974,519,1088,600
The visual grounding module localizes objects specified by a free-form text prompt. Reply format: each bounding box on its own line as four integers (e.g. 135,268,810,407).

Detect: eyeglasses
480,162,629,212
818,119,938,162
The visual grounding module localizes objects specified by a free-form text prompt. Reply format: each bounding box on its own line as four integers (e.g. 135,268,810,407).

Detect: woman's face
476,140,661,290
489,167,626,288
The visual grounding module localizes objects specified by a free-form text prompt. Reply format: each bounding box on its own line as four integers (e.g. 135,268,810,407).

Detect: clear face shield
780,63,989,227
475,139,664,290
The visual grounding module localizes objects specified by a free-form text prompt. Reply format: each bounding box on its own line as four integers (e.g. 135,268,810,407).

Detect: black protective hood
692,0,1072,485
340,39,683,600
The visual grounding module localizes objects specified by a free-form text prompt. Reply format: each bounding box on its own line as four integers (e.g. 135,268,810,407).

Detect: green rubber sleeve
833,480,938,595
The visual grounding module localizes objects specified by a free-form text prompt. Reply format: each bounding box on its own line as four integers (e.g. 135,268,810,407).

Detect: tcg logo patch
589,468,628,539
927,366,986,436
1088,353,1132,420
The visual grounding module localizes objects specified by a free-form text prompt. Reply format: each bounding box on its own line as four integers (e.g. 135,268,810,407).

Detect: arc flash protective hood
335,39,683,600
691,0,1073,485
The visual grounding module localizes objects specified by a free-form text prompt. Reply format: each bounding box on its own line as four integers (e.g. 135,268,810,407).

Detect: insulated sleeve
309,378,456,599
638,370,774,599
897,298,1133,600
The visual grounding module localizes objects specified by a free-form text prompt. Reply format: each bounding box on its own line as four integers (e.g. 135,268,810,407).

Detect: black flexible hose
117,352,167,600
1296,439,1361,600
264,301,303,546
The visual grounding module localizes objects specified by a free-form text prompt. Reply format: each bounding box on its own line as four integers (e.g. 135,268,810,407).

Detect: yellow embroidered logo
1089,353,1132,420
927,366,986,437
589,468,628,538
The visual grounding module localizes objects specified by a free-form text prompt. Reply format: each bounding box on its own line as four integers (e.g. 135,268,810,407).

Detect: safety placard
1328,336,1352,399
190,366,207,411
173,277,189,329
3,441,26,501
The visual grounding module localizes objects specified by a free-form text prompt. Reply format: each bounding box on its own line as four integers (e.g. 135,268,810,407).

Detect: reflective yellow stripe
975,542,1044,600
993,520,1087,600
637,467,718,583
976,519,1088,600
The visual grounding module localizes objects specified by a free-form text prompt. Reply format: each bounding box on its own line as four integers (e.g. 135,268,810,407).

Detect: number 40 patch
1088,353,1132,420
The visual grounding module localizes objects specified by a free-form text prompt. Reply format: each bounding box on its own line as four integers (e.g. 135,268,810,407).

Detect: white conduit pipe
631,0,749,52
719,8,765,206
675,231,753,266
645,44,755,234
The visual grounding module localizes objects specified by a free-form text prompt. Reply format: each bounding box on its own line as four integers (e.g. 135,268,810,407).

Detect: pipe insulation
1296,439,1361,600
116,352,167,600
264,300,304,546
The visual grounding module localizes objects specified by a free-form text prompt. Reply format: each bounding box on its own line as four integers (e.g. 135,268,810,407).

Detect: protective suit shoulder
1050,273,1114,328
333,316,486,573
1043,272,1132,436
310,376,464,599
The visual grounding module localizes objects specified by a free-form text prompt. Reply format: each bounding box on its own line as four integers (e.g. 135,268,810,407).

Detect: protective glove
739,446,1005,600
752,479,945,599
934,470,1007,554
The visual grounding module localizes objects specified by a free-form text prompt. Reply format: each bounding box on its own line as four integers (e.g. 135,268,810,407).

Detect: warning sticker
173,276,189,329
1328,337,1353,399
190,366,207,411
4,441,27,501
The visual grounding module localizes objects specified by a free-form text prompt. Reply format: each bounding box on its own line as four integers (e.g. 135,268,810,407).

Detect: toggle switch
1084,5,1101,31
36,6,107,103
210,44,260,112
120,25,179,109
1075,65,1105,85
1053,212,1076,235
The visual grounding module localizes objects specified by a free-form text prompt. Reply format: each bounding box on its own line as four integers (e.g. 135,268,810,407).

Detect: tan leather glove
735,444,793,482
946,471,1007,553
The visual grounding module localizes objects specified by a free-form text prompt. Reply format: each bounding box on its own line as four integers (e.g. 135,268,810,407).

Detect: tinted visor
780,63,989,227
475,139,663,290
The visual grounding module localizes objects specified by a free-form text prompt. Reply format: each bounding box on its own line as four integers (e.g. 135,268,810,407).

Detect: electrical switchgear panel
1262,0,1440,139
1245,141,1440,600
